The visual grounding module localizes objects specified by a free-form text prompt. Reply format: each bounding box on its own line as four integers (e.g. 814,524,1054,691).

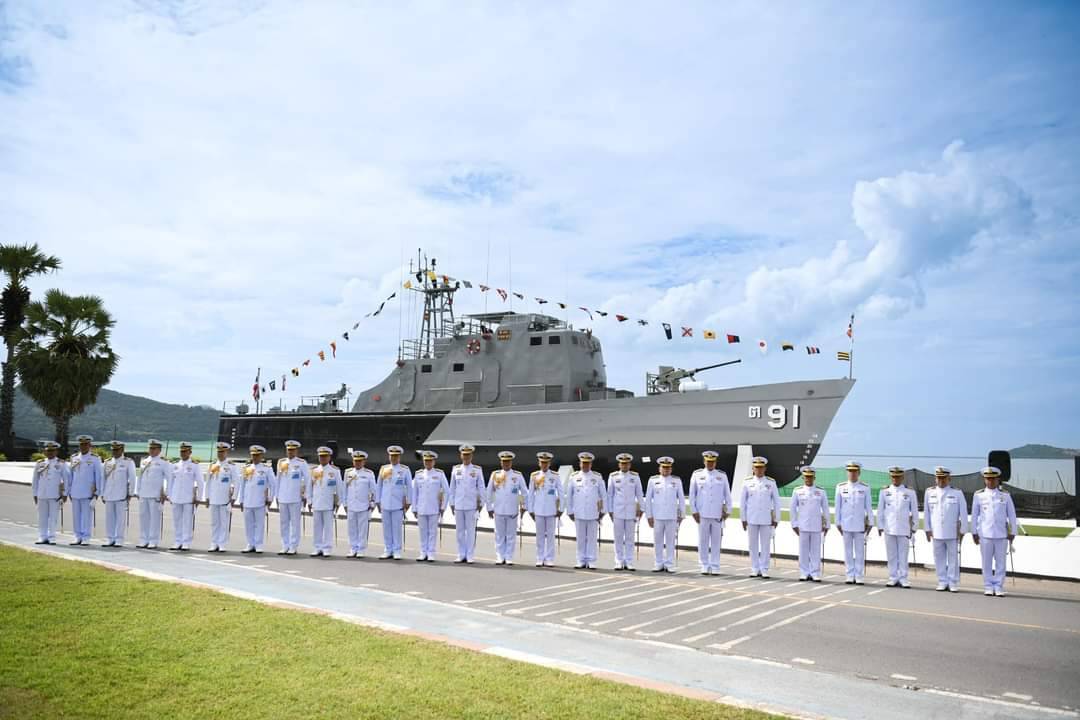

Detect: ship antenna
397,243,405,361
847,313,855,380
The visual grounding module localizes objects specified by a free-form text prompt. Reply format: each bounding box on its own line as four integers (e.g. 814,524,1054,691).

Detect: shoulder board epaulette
650,474,661,480
629,470,639,476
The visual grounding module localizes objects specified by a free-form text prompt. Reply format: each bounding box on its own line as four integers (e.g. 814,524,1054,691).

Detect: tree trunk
1,342,15,458
53,414,69,456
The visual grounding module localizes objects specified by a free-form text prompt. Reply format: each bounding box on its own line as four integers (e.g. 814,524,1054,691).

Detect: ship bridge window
529,336,542,346
548,335,561,345
421,364,432,373
452,362,464,372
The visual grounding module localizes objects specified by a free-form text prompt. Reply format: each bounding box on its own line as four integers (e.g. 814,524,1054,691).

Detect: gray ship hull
219,378,853,484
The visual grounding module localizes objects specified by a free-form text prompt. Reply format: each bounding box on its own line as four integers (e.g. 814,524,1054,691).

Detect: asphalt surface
2,482,1079,717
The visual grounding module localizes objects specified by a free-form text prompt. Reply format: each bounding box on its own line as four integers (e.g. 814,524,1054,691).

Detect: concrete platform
1,482,1079,719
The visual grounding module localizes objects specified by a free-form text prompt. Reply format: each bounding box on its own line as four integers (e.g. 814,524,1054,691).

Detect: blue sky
1,1,1078,455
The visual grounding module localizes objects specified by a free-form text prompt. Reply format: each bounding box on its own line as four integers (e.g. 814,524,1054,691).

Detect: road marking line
320,576,339,581
456,577,608,604
809,586,856,600
709,602,836,651
638,597,778,637
921,689,1076,717
636,595,745,638
616,591,724,632
487,578,631,609
720,600,806,631
404,590,424,596
792,657,815,665
513,581,643,616
682,630,716,643
891,673,918,681
564,586,685,625
1003,692,1034,701
868,589,886,596
283,569,301,574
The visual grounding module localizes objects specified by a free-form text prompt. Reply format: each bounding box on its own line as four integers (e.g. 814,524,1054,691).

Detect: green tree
0,243,62,456
14,290,118,451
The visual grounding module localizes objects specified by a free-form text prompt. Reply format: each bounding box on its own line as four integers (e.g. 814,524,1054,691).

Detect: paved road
2,482,1078,718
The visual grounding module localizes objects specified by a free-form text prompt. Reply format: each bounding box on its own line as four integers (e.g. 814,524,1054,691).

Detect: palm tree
0,243,62,456
14,290,118,451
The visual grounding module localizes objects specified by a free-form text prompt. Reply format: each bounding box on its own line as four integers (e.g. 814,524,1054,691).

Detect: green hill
14,386,219,444
1009,444,1079,459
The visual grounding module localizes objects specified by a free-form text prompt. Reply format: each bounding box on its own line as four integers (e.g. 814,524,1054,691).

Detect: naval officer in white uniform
377,445,412,559
876,466,918,588
739,456,781,577
971,466,1018,596
135,439,171,549
566,451,607,569
923,466,968,592
203,441,238,552
238,445,274,553
645,456,684,573
32,441,69,544
607,452,643,571
308,446,341,557
689,450,731,575
487,451,527,565
449,444,484,563
343,450,377,558
527,451,563,567
101,440,136,547
276,440,311,555
790,466,829,581
67,434,102,545
411,449,449,562
167,441,203,551
835,460,874,584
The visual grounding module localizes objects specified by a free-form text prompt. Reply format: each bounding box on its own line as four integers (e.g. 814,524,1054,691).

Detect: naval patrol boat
218,259,854,485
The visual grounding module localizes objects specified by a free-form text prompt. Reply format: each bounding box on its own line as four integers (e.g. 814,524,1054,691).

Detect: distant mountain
1009,444,1079,459
14,386,219,443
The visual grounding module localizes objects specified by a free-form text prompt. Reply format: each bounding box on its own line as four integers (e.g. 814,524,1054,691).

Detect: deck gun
646,359,742,394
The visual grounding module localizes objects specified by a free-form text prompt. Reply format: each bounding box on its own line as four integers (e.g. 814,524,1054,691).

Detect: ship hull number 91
748,404,801,430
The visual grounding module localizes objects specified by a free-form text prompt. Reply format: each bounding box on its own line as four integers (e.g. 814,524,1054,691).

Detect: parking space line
710,602,836,651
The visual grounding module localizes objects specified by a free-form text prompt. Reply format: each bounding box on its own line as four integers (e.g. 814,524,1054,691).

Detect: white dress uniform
487,468,527,564
238,460,274,551
203,459,238,551
168,458,204,549
275,457,312,553
876,482,918,586
343,466,377,556
411,466,449,560
923,481,969,590
739,473,781,576
566,469,607,568
136,455,172,547
377,462,413,558
689,467,731,574
67,451,103,543
449,462,485,562
607,469,643,570
527,468,563,566
790,483,830,580
101,456,136,545
644,471,684,571
32,456,69,543
835,479,874,582
971,484,1017,595
308,463,341,555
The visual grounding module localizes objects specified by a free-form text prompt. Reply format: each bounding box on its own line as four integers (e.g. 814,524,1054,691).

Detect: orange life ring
466,338,482,355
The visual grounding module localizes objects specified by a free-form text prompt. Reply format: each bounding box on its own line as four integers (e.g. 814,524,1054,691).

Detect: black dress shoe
35,539,48,544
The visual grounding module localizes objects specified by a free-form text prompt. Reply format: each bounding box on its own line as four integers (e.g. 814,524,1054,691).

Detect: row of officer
33,443,1018,593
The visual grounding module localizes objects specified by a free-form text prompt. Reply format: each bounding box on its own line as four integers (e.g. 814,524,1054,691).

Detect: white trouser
382,508,404,555
980,537,1008,590
279,502,301,551
71,498,93,541
697,517,723,570
454,509,478,561
932,538,960,587
209,504,231,548
798,531,823,578
842,530,867,579
105,499,127,543
747,523,773,573
312,509,334,552
348,510,371,553
653,519,678,569
534,514,557,563
37,499,60,541
243,505,266,549
884,534,910,583
171,503,194,546
494,514,518,561
139,498,162,545
613,517,637,566
574,519,599,566
417,513,439,558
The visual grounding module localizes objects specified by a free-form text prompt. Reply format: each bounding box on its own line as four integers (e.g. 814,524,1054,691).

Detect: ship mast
402,252,458,360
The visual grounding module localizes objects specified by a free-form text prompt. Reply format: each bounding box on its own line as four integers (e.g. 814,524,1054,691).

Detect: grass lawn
1019,524,1074,538
0,546,778,720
